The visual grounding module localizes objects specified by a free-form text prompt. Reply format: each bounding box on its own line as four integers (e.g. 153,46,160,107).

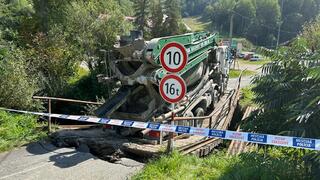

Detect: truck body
95,31,231,131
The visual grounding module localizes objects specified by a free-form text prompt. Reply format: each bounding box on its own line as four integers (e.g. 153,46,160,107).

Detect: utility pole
276,0,284,47
229,10,235,69
229,13,234,45
229,0,239,45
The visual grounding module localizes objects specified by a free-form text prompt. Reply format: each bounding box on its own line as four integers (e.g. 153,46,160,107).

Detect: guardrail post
48,99,52,134
167,104,175,153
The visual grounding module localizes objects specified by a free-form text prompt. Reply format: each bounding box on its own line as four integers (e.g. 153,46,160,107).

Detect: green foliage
241,18,320,178
0,0,34,42
233,0,256,36
163,0,187,36
133,149,308,180
150,0,164,37
205,0,319,47
68,66,90,85
25,32,78,97
0,42,39,109
280,0,319,42
247,37,320,138
32,0,69,33
66,72,110,102
133,0,150,35
131,0,187,38
210,0,235,34
0,0,131,114
181,0,212,17
302,17,320,51
117,0,135,16
0,110,46,152
249,0,280,46
63,0,130,71
239,86,256,108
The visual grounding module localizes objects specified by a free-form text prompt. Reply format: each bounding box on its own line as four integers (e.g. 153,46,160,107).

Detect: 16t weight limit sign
160,42,187,73
159,74,186,104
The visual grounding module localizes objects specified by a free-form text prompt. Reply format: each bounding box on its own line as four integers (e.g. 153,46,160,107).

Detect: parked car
238,53,245,58
244,53,254,60
250,55,262,61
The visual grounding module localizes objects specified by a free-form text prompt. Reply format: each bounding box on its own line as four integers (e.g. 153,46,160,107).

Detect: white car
250,55,262,61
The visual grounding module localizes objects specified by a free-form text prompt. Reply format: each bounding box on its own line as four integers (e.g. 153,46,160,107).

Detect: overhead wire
230,10,299,34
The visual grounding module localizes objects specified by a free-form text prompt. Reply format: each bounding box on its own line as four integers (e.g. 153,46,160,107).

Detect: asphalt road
229,60,262,89
0,142,143,180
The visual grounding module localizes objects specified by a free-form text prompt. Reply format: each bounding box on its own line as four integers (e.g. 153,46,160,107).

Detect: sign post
159,42,187,153
159,74,186,153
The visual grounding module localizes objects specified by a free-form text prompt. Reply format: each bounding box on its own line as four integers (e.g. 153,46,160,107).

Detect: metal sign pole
167,103,175,153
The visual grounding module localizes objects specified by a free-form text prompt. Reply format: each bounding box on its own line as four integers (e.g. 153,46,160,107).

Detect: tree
150,0,164,37
233,0,256,36
63,0,130,69
247,0,280,46
279,0,318,43
133,0,150,36
0,0,34,43
242,19,320,177
117,0,135,16
181,0,212,17
163,0,185,35
25,32,78,97
210,0,236,34
32,0,71,33
244,18,320,138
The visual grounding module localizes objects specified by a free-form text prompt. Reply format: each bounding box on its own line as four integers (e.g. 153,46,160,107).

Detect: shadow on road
26,141,96,168
49,150,94,168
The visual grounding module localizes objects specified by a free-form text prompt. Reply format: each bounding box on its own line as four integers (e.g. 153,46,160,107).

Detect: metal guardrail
33,96,103,105
33,96,102,133
32,70,243,138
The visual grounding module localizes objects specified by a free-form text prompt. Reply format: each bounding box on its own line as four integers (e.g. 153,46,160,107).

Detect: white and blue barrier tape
1,108,319,151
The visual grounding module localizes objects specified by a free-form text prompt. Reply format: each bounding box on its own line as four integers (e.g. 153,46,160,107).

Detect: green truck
96,31,231,136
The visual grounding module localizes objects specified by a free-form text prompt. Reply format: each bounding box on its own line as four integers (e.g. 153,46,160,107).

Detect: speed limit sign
160,42,188,73
159,74,186,103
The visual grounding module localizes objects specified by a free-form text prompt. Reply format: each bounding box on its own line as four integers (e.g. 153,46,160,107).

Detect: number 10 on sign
160,42,187,73
159,74,186,104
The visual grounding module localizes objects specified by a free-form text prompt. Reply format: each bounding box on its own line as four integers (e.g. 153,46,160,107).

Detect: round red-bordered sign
160,42,188,73
159,74,186,103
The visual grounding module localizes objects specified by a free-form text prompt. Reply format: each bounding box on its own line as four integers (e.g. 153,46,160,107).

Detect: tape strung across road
1,107,319,151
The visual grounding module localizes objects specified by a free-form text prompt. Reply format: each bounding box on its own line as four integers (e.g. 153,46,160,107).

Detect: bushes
0,42,39,110
0,110,46,152
26,32,79,97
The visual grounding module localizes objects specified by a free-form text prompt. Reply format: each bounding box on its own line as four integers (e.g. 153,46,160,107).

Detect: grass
0,110,46,152
239,86,257,108
238,58,271,66
133,149,306,180
229,69,256,78
182,16,211,32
